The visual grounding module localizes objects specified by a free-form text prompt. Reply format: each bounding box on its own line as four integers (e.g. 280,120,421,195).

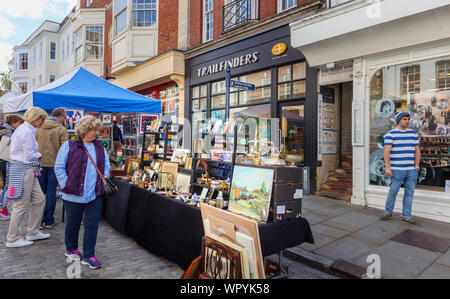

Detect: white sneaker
6,237,34,248
25,231,50,241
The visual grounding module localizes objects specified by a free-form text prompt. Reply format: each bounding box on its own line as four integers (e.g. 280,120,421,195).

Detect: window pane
278,65,291,82
240,87,271,105
293,80,306,98
114,0,127,15
293,62,306,80
116,10,127,35
212,95,225,109
278,83,291,99
230,104,271,153
239,70,271,87
212,80,226,95
192,86,200,98
200,84,207,97
281,105,304,163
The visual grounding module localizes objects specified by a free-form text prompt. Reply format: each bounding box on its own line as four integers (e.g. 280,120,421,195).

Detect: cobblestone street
0,199,184,279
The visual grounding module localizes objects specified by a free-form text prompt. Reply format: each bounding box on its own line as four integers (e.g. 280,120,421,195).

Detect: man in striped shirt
383,112,421,224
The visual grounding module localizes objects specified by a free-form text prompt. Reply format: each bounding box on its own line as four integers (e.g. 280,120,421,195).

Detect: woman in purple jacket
55,116,110,270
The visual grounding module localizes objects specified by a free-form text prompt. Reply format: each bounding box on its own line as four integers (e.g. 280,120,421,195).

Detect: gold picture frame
126,158,140,176
161,161,179,181
158,172,173,189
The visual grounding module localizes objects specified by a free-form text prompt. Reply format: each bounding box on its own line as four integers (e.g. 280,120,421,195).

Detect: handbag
84,149,118,198
0,135,11,162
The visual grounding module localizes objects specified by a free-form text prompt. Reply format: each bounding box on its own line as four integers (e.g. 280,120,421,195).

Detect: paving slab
435,249,450,267
299,232,337,251
322,211,379,232
417,263,450,279
314,236,378,263
301,212,330,226
351,221,405,245
312,203,355,218
353,241,440,279
390,229,450,254
311,223,351,239
302,197,343,210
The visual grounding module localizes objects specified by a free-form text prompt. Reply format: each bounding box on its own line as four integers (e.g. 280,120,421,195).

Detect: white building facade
291,0,450,222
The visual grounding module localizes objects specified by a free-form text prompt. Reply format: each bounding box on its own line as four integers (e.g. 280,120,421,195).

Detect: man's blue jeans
385,169,418,219
63,196,103,259
38,167,58,225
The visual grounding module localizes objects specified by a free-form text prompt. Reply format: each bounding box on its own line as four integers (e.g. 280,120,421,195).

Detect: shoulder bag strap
84,149,107,185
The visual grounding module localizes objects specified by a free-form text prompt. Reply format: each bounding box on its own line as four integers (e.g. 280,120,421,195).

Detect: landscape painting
228,166,274,223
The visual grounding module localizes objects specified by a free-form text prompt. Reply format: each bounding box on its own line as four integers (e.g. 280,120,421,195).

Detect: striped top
384,128,420,170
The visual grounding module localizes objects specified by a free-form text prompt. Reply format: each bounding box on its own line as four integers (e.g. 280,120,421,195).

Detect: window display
369,56,450,191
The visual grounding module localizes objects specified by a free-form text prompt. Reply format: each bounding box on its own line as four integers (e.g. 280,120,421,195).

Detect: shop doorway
278,101,305,166
316,82,353,201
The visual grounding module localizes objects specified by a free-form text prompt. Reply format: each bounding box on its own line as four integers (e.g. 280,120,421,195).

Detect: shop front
290,0,450,222
184,25,320,194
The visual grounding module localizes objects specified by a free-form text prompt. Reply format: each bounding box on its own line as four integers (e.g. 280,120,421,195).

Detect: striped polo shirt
384,128,420,170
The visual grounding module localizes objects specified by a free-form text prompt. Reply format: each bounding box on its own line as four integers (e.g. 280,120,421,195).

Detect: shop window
159,85,180,121
50,75,55,83
132,0,157,27
369,57,450,191
86,26,104,59
278,63,306,100
281,105,304,164
279,0,297,12
75,29,83,64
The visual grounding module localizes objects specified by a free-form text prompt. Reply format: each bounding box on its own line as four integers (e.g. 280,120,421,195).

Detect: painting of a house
228,166,274,222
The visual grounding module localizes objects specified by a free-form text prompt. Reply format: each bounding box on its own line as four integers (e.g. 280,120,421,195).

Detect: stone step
342,161,352,169
326,180,352,187
322,183,352,192
344,155,353,163
329,176,352,183
336,168,352,175
316,190,352,202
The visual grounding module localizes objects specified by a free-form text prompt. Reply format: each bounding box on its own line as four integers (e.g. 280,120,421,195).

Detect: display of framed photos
140,114,159,133
228,165,274,223
64,109,84,132
161,161,179,181
102,114,112,124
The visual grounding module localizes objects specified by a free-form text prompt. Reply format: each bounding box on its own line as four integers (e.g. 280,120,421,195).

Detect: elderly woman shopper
55,115,110,270
5,107,50,248
0,114,25,221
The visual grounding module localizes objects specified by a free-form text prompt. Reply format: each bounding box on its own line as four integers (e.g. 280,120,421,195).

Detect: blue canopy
4,67,161,114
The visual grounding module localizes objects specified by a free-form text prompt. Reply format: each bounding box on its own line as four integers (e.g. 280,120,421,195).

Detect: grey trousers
7,168,45,243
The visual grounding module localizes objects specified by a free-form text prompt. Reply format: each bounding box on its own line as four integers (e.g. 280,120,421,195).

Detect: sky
0,0,77,73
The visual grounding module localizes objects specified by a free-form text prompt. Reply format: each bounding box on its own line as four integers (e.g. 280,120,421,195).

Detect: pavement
283,195,450,279
0,198,184,279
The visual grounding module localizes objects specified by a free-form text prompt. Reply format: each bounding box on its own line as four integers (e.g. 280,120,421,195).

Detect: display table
102,179,314,270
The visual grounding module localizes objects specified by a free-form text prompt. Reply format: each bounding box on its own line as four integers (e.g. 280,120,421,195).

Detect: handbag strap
84,148,107,185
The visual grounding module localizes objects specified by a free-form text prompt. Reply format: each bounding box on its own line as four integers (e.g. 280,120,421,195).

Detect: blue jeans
63,196,103,259
385,169,418,219
38,167,58,225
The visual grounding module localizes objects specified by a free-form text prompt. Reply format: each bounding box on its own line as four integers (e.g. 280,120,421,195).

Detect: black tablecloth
103,179,314,270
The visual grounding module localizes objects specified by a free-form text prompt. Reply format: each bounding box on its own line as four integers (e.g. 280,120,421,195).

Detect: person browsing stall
5,107,50,248
54,116,110,270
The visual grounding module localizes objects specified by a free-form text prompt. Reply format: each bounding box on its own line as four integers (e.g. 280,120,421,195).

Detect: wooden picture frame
201,236,242,279
200,203,265,279
158,172,173,189
126,158,140,176
161,161,179,181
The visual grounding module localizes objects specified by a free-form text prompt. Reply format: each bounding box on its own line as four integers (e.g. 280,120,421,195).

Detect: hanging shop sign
272,43,287,56
320,62,353,85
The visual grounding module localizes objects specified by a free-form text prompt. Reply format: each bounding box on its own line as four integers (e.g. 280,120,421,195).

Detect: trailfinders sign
197,52,259,78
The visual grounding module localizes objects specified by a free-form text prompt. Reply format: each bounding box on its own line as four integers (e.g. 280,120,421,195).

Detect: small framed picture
200,187,209,203
102,114,112,124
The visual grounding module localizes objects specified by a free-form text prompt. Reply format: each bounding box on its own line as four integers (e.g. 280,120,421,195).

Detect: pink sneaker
0,209,10,221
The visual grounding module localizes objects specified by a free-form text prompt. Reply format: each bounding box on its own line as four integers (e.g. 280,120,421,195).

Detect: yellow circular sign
272,43,287,56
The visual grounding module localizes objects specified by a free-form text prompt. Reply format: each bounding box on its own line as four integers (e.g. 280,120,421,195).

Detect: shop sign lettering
197,52,259,78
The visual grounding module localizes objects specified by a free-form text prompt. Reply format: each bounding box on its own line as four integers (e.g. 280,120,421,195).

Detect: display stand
140,123,179,169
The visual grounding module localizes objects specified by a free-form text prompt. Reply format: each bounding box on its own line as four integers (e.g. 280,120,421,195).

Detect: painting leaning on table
228,166,275,223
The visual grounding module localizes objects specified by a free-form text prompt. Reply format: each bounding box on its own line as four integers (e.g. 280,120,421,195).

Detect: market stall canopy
3,67,161,114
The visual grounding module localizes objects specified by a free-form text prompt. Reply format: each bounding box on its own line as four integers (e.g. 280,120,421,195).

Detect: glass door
279,102,305,165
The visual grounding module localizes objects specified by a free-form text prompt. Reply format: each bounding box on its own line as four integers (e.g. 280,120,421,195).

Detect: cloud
0,15,16,40
0,42,13,73
0,0,77,19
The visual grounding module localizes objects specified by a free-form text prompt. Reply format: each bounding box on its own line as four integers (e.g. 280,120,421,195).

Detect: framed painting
228,165,274,223
200,203,264,279
161,161,179,181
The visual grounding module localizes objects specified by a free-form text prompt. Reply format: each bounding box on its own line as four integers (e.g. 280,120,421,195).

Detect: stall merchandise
102,179,314,271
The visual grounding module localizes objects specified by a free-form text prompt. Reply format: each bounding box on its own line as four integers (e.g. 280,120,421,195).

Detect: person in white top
6,107,52,248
